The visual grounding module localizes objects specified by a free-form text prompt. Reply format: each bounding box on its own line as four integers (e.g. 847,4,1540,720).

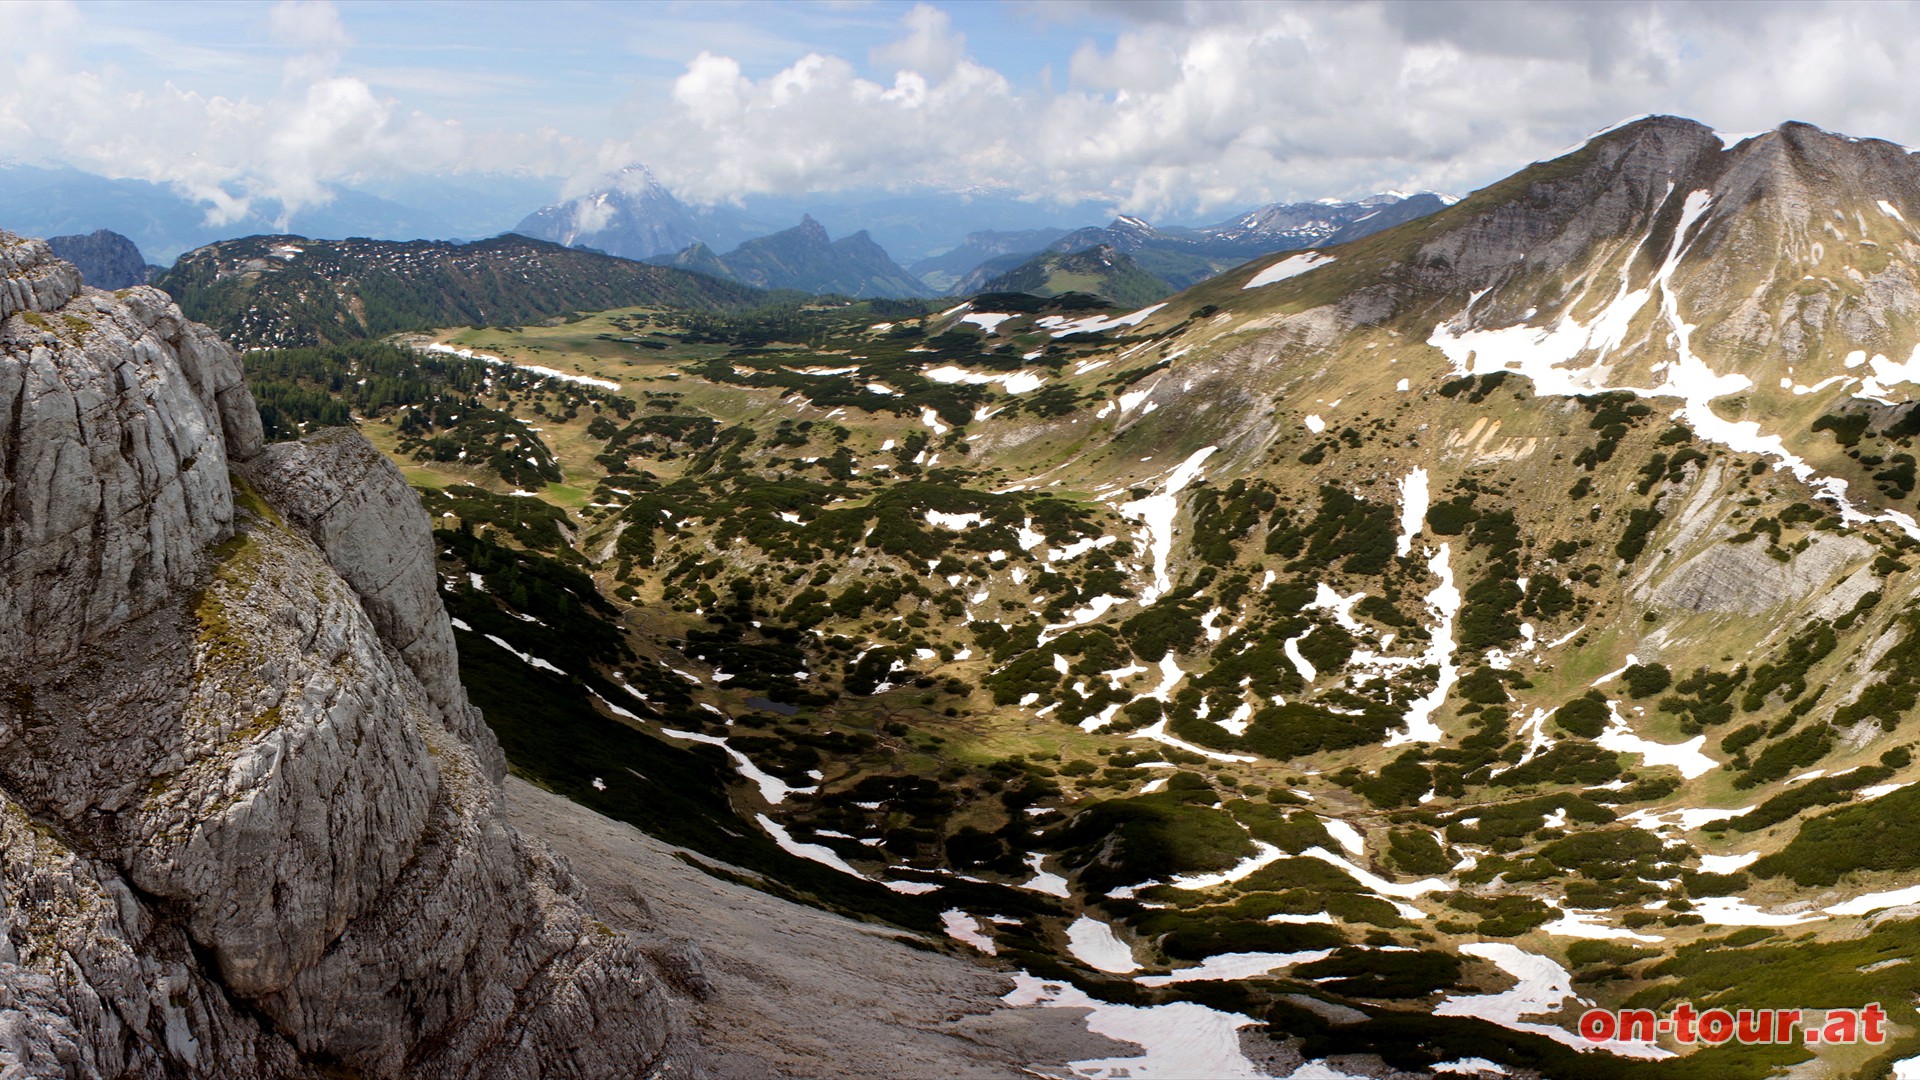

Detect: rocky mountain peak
514,164,703,260
794,213,831,243
831,228,884,253
0,230,82,318
0,230,687,1076
45,228,156,289
2,232,260,666
611,162,666,191
696,215,932,298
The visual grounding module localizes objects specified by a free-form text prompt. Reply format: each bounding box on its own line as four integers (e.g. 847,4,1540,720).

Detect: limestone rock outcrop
0,229,682,1077
45,229,158,290
242,429,506,778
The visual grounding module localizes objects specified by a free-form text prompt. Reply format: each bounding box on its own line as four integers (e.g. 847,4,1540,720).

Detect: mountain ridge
154,232,764,347
941,194,1453,297
651,214,935,299
980,243,1173,307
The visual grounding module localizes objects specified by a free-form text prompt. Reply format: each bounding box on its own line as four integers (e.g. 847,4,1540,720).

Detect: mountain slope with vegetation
156,232,763,348
226,116,1920,1078
980,244,1173,307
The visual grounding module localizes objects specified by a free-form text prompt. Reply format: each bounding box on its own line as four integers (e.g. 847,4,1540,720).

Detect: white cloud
268,0,352,87
0,0,484,225
10,1,1920,226
628,1,1920,214
870,4,967,81
268,0,350,51
258,77,464,225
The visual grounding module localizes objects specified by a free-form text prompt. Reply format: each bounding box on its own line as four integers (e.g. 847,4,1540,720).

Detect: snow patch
1828,884,1920,916
1689,896,1821,927
1136,950,1335,986
664,728,817,804
941,910,998,954
421,342,620,391
757,814,865,878
1437,942,1670,1059
1042,302,1168,338
1434,1060,1509,1076
1386,544,1460,745
1067,917,1139,973
1165,842,1286,891
1321,819,1366,857
1541,907,1661,942
1117,446,1217,605
1396,467,1429,557
1244,251,1337,289
1004,973,1267,1079
960,312,1016,334
1018,853,1071,897
924,509,986,530
483,634,566,675
1698,851,1761,873
1595,702,1716,779
923,364,1045,394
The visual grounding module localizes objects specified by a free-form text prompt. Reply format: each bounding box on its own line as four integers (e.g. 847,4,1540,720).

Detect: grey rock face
516,165,703,261
1643,530,1873,615
0,787,308,1078
1409,117,1728,307
0,230,681,1076
45,229,156,290
0,230,82,319
242,428,506,778
0,240,249,666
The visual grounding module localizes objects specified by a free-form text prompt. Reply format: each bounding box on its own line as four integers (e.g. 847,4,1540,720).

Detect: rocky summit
44,229,156,290
0,229,684,1077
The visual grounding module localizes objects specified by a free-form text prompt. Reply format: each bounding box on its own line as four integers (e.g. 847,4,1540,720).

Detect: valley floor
504,777,1134,1078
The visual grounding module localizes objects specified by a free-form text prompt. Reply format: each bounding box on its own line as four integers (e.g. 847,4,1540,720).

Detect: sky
7,0,1920,225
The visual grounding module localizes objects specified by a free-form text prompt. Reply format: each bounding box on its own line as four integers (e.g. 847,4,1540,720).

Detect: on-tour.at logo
1578,1002,1886,1046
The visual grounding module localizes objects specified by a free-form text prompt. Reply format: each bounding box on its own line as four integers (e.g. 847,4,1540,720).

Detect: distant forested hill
157,232,763,347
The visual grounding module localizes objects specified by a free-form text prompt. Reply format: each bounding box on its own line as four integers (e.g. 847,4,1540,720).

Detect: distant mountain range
514,175,947,299
0,163,495,264
947,194,1456,296
516,172,1104,268
908,228,1070,292
646,216,933,299
524,166,1454,301
156,233,762,348
9,157,1455,304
